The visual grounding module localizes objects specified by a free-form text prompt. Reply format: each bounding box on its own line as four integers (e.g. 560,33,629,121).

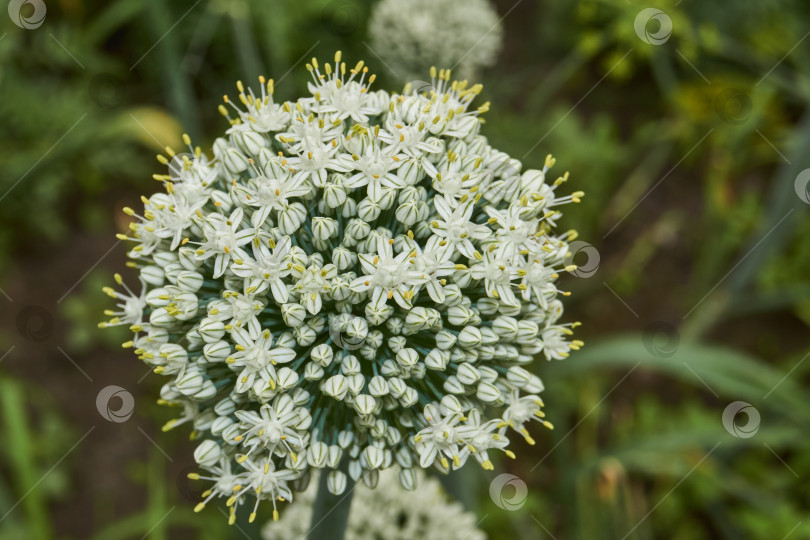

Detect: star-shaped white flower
350,238,427,309
429,195,490,259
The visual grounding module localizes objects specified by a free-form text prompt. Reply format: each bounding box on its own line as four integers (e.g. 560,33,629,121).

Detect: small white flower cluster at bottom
261,468,486,540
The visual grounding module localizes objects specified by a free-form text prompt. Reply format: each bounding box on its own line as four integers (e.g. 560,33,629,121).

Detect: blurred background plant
368,0,503,83
0,0,808,538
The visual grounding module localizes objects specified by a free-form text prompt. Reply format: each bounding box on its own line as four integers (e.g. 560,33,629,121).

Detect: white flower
278,116,353,187
207,290,265,338
241,458,297,522
293,264,337,314
407,240,456,303
124,192,207,252
104,52,583,524
189,459,244,517
502,390,553,445
232,162,310,229
195,208,255,278
164,145,218,203
433,154,490,202
100,273,147,329
307,54,384,124
429,195,490,259
485,202,540,262
227,328,295,393
350,238,427,309
413,402,467,470
233,394,310,460
220,77,289,133
456,408,509,470
469,249,519,306
231,236,293,303
343,132,405,193
369,0,503,82
540,325,583,361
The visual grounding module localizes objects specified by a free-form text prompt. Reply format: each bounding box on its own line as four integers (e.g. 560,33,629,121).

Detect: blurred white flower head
262,468,486,540
368,0,503,82
102,51,583,524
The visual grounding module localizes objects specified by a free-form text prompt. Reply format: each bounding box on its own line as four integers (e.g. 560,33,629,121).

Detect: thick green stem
307,469,355,540
437,469,477,511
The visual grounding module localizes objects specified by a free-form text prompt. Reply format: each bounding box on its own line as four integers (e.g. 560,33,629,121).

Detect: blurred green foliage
0,10,182,270
1,0,808,538
0,378,73,540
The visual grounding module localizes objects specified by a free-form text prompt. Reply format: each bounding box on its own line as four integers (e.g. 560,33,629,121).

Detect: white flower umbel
261,468,486,540
368,0,503,82
102,52,584,524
